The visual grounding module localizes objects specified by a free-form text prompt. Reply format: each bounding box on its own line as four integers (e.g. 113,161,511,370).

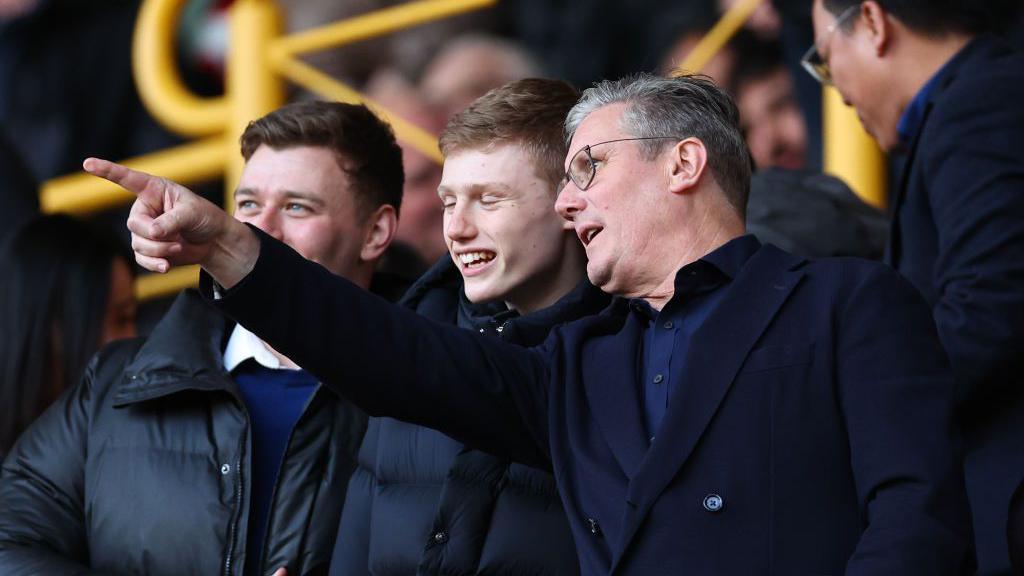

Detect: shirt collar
896,42,969,146
223,324,287,371
688,233,761,281
628,234,760,318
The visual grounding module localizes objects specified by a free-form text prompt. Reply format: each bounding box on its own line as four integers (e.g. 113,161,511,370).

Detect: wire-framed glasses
800,3,860,85
564,137,678,191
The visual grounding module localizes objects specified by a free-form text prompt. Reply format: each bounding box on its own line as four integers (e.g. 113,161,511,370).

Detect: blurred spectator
730,32,808,170
809,1,1024,572
365,69,446,266
0,214,135,455
718,0,782,38
660,25,737,85
0,129,37,243
420,34,541,121
746,169,886,259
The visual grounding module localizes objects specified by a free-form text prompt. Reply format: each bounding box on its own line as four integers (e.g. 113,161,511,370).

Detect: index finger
83,157,169,205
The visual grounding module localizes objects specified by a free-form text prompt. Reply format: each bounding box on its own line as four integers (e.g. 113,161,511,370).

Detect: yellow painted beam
40,138,227,215
225,0,286,208
133,0,228,136
273,0,496,58
677,0,762,75
135,265,200,301
270,52,443,163
823,87,886,209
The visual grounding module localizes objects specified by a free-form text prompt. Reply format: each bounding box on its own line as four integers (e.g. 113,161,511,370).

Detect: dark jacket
884,35,1024,575
209,231,974,575
0,290,367,575
331,257,607,576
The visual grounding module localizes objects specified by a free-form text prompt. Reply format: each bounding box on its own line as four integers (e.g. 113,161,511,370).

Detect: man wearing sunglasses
88,73,972,574
808,3,1024,573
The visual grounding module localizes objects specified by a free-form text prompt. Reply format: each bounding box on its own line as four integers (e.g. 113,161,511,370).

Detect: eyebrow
235,188,326,207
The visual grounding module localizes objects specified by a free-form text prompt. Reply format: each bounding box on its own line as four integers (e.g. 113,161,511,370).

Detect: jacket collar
113,290,235,407
403,255,612,347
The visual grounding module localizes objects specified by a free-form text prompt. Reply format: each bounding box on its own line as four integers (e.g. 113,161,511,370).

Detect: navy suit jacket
208,230,973,575
885,35,1024,574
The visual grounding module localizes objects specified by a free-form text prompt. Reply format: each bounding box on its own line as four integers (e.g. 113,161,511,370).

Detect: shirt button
653,374,664,384
433,530,448,544
703,493,724,513
663,321,674,329
220,464,231,475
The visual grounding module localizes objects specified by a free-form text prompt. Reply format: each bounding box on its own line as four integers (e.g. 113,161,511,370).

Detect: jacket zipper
223,433,247,576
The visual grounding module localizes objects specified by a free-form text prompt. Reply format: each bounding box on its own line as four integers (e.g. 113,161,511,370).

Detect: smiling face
811,0,903,150
439,144,579,311
234,144,369,281
555,103,678,297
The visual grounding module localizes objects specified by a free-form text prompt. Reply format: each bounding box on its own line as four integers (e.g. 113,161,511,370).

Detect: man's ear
360,204,398,262
667,137,708,195
861,1,891,56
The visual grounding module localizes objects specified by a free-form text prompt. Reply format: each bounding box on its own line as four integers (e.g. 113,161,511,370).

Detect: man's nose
445,205,476,241
253,211,284,241
555,184,585,222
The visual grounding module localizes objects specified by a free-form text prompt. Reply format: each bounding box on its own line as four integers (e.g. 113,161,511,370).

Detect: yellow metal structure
823,88,886,209
677,0,763,74
226,0,285,195
41,137,227,215
134,0,228,136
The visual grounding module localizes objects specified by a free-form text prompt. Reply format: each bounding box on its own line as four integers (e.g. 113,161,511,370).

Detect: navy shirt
233,361,318,576
897,48,961,146
630,235,760,440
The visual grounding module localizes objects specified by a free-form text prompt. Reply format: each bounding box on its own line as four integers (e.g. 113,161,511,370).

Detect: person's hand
272,568,288,576
84,157,258,288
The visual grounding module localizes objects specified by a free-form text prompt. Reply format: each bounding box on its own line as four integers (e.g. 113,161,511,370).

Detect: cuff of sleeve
198,224,289,308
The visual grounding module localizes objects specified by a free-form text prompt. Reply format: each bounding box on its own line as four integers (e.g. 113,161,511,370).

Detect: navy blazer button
433,530,448,544
586,518,602,536
220,464,231,475
703,494,724,512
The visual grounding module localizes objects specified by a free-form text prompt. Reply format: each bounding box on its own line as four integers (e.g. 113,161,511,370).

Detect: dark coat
210,230,974,575
332,258,608,576
0,290,367,575
884,35,1024,575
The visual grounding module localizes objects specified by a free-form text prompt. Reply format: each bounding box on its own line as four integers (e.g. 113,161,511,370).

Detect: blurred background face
439,144,572,309
100,257,137,345
234,144,368,280
737,67,808,170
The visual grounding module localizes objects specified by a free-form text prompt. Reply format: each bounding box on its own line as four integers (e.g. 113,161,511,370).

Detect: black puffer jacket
0,290,367,575
330,258,610,576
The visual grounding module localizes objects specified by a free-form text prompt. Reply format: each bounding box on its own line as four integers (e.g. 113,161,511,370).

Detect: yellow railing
41,0,884,301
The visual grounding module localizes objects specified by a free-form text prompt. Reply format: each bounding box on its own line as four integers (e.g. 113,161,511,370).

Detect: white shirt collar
223,324,292,372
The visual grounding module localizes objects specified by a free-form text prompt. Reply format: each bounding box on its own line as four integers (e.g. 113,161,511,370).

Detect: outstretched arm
89,159,554,467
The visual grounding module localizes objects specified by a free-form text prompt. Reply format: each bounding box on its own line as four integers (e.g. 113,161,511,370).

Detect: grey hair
565,73,753,214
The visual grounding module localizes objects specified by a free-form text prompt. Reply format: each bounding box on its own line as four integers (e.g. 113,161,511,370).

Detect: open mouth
458,250,496,269
579,226,603,246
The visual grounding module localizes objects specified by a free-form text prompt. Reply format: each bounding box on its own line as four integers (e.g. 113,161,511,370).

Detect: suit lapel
611,246,805,566
581,308,650,479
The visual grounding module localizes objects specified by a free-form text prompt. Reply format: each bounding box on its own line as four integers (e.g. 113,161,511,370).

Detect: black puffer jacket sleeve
0,351,121,575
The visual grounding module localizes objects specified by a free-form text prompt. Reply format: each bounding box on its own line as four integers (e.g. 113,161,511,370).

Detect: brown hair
240,101,404,215
438,78,580,189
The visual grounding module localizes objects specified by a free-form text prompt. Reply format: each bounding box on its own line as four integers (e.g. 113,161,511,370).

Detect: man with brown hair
329,78,607,576
0,101,403,576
